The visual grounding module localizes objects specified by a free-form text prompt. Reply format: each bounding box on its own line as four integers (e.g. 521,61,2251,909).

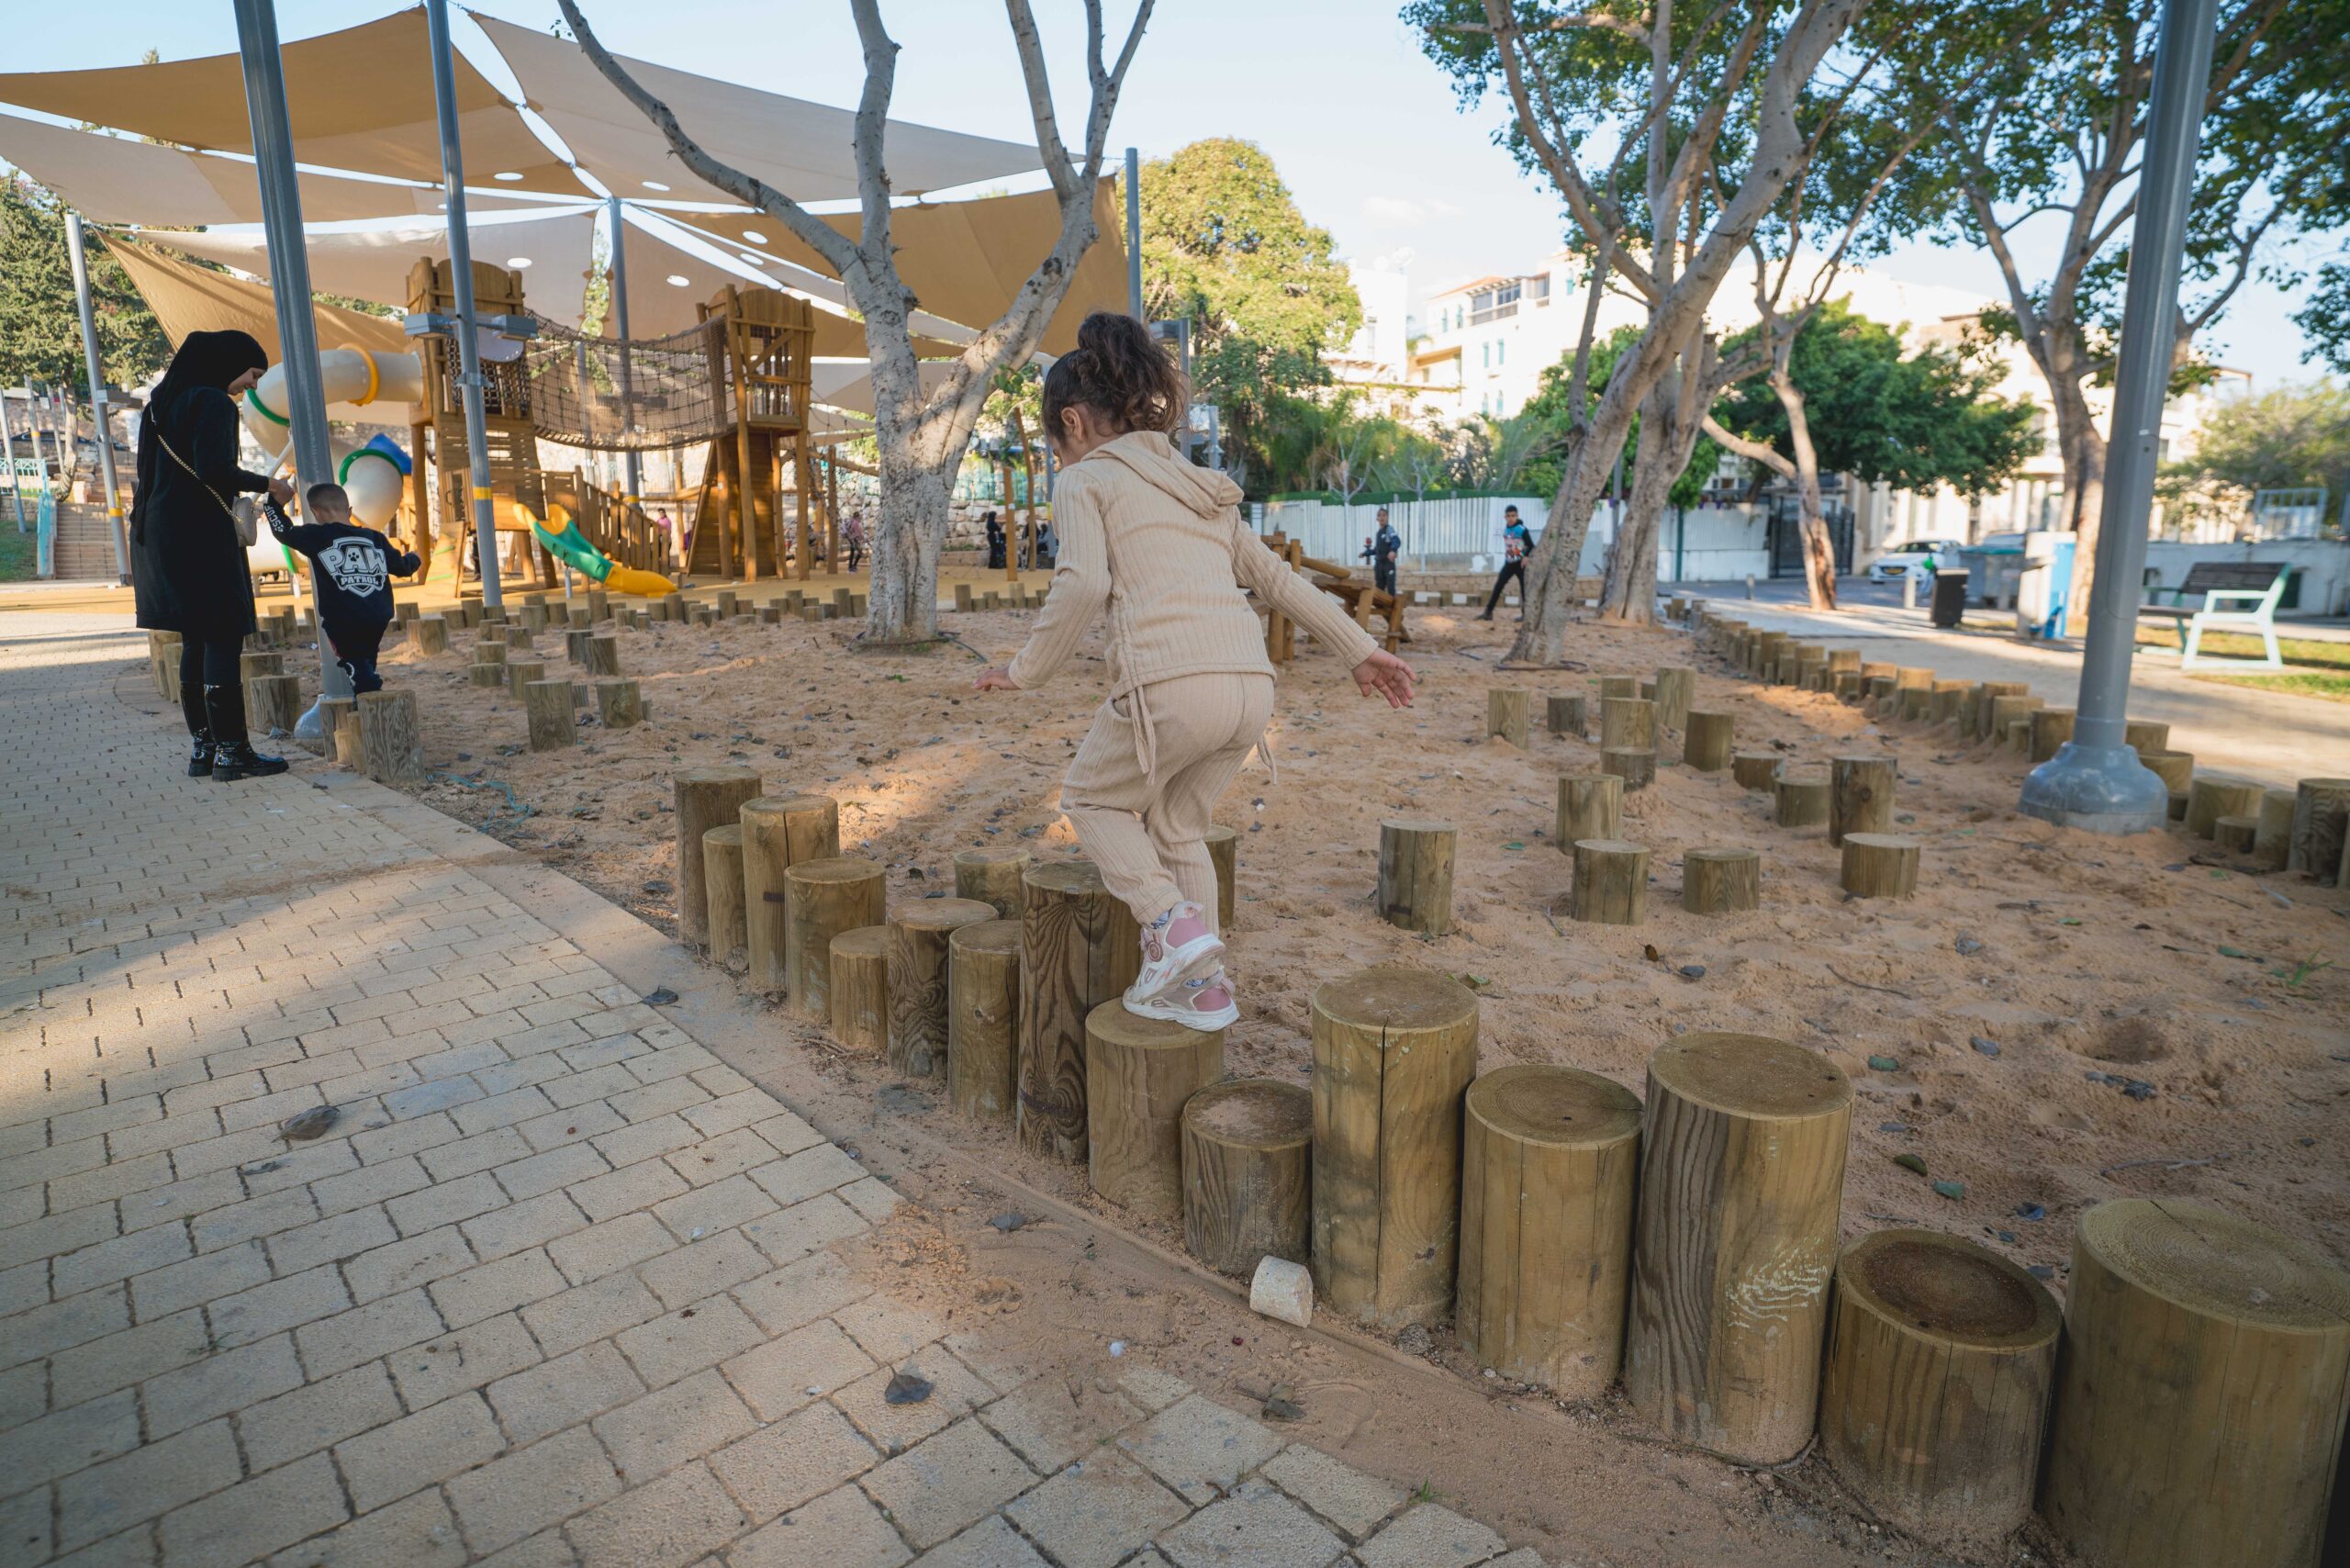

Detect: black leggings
179,633,242,688
1483,558,1527,615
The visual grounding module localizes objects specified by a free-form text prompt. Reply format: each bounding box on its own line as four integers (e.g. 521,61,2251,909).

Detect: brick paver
0,612,1551,1567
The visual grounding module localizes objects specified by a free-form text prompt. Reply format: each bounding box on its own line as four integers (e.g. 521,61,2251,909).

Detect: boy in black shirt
266,482,420,693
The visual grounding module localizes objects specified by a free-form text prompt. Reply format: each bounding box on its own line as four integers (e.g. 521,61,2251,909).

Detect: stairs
50,498,124,581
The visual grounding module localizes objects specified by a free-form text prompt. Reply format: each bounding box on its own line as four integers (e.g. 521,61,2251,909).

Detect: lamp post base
2019,742,2169,835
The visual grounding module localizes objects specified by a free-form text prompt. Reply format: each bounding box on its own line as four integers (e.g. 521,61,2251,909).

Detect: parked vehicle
1866,539,1967,583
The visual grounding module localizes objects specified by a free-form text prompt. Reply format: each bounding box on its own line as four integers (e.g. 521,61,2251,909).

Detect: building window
1495,340,1505,366
1481,342,1489,369
1470,281,1522,325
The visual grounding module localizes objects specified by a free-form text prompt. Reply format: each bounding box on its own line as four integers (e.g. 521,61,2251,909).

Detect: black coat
131,386,269,641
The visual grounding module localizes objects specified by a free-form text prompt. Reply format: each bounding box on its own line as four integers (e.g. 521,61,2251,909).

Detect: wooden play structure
686,286,820,581
406,258,551,589
1258,531,1407,658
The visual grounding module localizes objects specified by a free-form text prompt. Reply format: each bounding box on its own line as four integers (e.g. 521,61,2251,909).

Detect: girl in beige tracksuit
978,314,1416,1030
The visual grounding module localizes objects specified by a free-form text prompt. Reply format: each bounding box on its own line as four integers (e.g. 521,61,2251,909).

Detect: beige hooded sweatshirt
1005,431,1382,702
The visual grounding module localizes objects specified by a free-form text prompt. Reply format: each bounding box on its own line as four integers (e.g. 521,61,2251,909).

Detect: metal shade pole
609,196,643,510
62,214,129,582
425,0,504,610
230,0,352,727
1125,146,1142,319
2019,0,2219,834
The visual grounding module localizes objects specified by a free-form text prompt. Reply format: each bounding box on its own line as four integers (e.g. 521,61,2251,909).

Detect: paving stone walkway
0,612,1549,1568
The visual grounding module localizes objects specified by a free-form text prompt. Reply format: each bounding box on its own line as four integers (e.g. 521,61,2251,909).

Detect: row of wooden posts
1695,608,2350,885
668,759,2349,1564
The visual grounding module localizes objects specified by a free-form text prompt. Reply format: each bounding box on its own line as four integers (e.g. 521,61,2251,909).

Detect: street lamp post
2019,0,2220,834
425,0,505,611
62,214,129,583
1124,146,1142,320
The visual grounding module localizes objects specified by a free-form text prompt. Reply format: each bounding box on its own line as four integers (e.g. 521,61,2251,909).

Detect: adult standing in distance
1371,507,1401,597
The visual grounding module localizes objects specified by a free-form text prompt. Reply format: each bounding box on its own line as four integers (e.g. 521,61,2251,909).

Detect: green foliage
1130,140,1361,493
1717,302,2035,498
0,176,171,393
1516,327,1721,508
2162,380,2350,512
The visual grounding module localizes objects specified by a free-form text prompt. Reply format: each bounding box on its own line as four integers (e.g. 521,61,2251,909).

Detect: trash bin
1930,569,1969,628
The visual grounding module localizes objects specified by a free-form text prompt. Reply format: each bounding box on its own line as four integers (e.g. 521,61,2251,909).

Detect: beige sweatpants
1058,671,1276,932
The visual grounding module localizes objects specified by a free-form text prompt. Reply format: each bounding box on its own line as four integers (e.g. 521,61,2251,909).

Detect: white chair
2137,561,2287,671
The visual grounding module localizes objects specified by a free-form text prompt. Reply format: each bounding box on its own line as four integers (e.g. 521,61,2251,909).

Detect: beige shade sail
0,11,582,194
0,113,527,227
604,216,958,357
810,360,960,417
473,13,1037,203
101,236,412,364
679,179,1128,353
150,207,603,329
622,205,977,347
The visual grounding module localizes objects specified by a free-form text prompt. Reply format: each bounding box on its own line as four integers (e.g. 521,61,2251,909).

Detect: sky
3,0,2327,388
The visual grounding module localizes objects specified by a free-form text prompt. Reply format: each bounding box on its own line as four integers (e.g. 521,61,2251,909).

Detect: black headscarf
133,330,268,540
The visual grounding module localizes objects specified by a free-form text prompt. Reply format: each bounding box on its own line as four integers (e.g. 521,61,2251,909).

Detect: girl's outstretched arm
1231,521,1415,706
983,477,1108,692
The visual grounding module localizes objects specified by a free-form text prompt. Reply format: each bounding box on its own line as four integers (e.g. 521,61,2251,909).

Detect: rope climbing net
522,314,731,452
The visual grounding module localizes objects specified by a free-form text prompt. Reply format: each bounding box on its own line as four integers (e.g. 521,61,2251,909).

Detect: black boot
179,677,213,778
205,684,289,782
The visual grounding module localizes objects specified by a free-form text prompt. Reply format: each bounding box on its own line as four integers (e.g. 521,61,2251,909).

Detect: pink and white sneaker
1128,902,1224,1004
1124,969,1240,1032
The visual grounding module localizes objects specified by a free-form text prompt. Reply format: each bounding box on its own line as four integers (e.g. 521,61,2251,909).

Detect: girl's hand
1351,649,1416,709
972,666,1020,693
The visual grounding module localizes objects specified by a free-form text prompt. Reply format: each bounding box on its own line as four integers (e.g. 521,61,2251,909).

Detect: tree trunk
1598,384,1674,624
863,433,952,644
1774,370,1839,611
2044,360,2107,624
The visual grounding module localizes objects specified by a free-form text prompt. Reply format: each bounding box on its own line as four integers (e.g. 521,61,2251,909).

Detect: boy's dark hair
306,482,350,513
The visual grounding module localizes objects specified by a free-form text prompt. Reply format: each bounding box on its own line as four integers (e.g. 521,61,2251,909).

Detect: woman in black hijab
130,330,297,780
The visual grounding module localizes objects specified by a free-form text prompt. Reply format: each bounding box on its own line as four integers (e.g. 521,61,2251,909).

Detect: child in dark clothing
266,482,420,693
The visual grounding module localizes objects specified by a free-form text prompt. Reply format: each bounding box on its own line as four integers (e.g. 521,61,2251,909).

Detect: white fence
1257,494,1778,583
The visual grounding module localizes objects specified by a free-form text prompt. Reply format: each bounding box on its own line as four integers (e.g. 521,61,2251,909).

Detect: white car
1866,540,1966,584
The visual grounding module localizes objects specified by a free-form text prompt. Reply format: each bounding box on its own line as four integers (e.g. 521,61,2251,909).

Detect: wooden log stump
1624,1032,1852,1463
1864,675,1897,711
1774,767,1830,830
412,616,448,655
1986,693,2043,748
1486,688,1531,748
354,691,421,785
1376,819,1455,935
1600,674,1639,700
2042,1199,2350,1568
587,589,610,622
1841,833,1919,898
567,603,594,631
1829,756,1897,847
1546,694,1586,737
473,636,508,664
1600,746,1656,791
1827,648,1861,676
2253,787,2296,870
714,588,737,619
1017,859,1141,1162
1085,1001,1227,1218
952,846,1031,919
827,925,890,1052
151,631,183,701
240,649,283,680
2123,718,2170,754
1928,680,1971,725
1181,1079,1311,1276
595,678,642,730
784,857,887,1022
1969,681,2030,740
503,625,532,652
886,898,997,1080
2214,814,2260,854
1571,839,1649,924
1731,751,1781,791
246,673,300,735
507,659,545,699
1684,711,1734,771
1458,1065,1641,1394
467,660,503,689
2136,752,2195,797
564,629,592,666
674,766,764,950
1310,965,1480,1330
1832,669,1863,701
2029,707,2076,763
2288,778,2350,881
1652,666,1695,732
2004,717,2033,754
1683,847,1760,914
1203,825,1237,931
1897,687,1934,722
1556,773,1622,847
2187,776,2266,839
702,825,747,966
316,698,355,756
524,679,576,752
333,713,364,770
581,634,621,678
1600,696,1656,752
946,918,1022,1121
1817,1229,2060,1543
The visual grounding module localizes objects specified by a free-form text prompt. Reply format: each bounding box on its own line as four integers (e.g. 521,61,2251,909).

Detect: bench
2137,560,2287,671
